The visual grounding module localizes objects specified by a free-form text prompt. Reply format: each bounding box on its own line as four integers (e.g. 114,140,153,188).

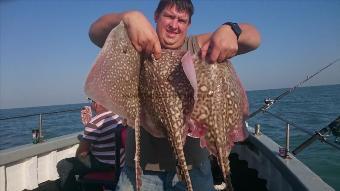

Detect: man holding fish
88,0,260,190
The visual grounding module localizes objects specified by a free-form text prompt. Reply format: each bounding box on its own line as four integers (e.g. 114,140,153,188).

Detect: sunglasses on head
87,98,96,103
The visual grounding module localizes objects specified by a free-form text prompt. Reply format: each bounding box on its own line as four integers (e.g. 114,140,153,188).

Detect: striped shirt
83,111,125,166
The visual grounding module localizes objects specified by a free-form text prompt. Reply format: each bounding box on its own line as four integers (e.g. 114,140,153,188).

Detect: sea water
1,84,339,190
247,84,340,190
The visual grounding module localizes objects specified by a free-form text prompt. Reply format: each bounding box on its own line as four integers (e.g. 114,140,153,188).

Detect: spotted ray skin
84,22,144,190
85,23,194,190
85,22,141,124
85,22,246,191
140,50,195,191
140,52,244,191
191,57,244,190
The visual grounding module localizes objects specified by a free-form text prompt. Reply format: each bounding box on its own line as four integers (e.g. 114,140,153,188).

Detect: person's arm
89,12,125,48
81,106,92,125
89,11,161,58
197,23,261,63
76,140,90,158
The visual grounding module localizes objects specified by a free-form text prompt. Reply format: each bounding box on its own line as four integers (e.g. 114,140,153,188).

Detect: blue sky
0,0,339,109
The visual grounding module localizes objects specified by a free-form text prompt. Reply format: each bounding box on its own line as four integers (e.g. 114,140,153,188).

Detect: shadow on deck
230,153,268,191
27,153,267,191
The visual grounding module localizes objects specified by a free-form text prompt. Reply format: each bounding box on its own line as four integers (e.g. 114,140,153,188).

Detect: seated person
57,99,125,191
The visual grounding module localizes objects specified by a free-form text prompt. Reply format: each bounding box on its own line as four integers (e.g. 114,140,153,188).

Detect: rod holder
255,124,261,136
285,123,290,153
279,123,290,158
39,114,43,139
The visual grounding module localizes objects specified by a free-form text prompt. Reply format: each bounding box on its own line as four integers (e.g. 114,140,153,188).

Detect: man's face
155,5,191,49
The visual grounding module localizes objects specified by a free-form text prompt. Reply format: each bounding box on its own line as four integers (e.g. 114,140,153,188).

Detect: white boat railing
233,126,335,191
0,127,335,191
0,132,81,191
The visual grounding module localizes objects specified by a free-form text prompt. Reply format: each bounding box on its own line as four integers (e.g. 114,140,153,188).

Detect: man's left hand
201,25,238,63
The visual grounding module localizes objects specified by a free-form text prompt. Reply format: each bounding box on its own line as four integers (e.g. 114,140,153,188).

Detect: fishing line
246,57,340,152
264,110,340,151
248,57,340,119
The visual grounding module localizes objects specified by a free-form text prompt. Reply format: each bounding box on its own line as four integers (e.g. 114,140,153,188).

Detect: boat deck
26,153,268,191
3,130,333,191
230,153,268,191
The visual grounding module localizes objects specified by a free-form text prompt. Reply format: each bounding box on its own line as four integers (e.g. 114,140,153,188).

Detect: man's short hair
155,0,194,23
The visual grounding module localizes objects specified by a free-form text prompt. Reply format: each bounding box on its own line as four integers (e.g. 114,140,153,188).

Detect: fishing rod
292,116,340,155
248,58,340,119
246,58,340,153
263,111,340,152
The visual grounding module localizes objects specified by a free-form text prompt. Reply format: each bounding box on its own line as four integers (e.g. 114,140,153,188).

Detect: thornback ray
84,22,249,191
84,21,141,125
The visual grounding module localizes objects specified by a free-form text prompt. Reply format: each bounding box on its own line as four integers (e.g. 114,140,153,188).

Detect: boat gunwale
0,128,335,191
234,127,335,191
0,131,81,166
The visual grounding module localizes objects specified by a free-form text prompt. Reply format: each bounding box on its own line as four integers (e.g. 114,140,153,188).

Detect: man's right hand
122,11,161,59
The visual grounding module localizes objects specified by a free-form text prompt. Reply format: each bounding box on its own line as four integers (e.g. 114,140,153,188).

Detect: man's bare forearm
89,11,161,58
238,23,261,55
89,12,125,48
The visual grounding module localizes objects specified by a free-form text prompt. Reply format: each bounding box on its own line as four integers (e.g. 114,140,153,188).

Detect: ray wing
84,22,140,126
141,50,195,191
191,58,245,187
